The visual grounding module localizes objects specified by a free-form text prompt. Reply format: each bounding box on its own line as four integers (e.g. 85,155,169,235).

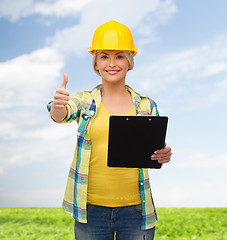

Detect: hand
151,143,172,164
51,73,70,109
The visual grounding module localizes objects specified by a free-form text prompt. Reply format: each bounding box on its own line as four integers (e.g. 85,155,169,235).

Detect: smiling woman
47,20,172,240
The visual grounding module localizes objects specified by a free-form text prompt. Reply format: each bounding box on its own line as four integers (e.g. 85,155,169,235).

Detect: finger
151,153,171,161
156,149,170,155
53,99,69,106
158,155,171,162
151,155,171,161
51,104,66,109
56,88,70,97
61,73,68,89
154,146,171,154
158,158,170,164
54,91,70,100
151,151,172,160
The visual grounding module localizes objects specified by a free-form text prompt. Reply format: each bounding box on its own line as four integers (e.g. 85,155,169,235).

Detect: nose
108,56,116,68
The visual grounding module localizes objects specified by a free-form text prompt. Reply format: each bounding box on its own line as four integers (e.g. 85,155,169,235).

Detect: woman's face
95,50,130,84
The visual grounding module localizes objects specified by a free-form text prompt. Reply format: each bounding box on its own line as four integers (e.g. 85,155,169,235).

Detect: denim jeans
74,203,155,240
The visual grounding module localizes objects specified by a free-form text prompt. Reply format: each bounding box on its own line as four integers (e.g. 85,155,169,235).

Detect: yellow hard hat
88,20,138,56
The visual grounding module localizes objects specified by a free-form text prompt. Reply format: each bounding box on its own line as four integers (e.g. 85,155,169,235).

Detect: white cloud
153,186,191,207
129,35,227,111
210,78,227,103
0,0,92,22
0,188,65,207
0,0,176,24
0,119,76,141
153,185,227,207
81,0,177,29
169,148,227,169
1,0,177,56
0,0,32,22
132,36,227,92
175,153,227,168
152,0,177,22
0,46,67,176
0,47,64,109
149,148,227,207
48,0,177,55
49,24,93,56
33,0,92,17
0,121,76,176
202,62,227,76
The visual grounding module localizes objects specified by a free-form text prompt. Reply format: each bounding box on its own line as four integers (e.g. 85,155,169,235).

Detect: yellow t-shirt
87,101,141,207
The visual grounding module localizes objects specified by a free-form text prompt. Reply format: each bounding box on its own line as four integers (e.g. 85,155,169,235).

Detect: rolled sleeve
47,92,82,124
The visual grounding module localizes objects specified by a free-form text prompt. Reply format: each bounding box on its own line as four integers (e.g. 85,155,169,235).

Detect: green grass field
0,208,226,239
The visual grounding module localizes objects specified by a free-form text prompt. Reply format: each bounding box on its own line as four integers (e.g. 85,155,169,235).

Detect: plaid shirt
47,84,159,230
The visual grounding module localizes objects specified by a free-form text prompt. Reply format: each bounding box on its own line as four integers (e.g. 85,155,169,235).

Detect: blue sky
0,0,227,208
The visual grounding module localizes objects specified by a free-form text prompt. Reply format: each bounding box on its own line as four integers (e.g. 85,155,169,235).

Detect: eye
100,55,108,59
117,55,124,59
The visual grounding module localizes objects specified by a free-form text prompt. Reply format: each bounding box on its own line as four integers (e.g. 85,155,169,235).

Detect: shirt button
143,200,146,203
140,182,144,185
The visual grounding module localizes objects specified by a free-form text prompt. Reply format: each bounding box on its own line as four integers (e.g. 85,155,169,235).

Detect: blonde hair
92,51,134,76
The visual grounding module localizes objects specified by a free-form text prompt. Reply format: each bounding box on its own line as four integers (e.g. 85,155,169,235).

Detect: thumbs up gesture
50,73,70,122
52,73,70,110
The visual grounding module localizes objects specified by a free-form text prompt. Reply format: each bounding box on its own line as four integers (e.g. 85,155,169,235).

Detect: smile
105,70,120,75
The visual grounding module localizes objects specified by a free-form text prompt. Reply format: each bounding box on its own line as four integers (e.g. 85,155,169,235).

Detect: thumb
61,73,68,89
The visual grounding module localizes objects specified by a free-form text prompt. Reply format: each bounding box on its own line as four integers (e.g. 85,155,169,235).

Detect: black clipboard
107,116,168,169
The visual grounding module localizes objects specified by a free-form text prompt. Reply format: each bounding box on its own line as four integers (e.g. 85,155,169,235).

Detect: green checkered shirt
47,84,159,230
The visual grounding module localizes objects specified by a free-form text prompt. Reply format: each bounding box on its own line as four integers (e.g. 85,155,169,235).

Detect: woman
48,20,172,240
